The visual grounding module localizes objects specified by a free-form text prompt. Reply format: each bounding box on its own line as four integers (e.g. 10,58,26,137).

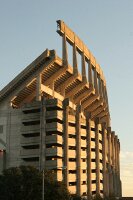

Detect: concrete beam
61,72,80,89
41,84,64,101
82,94,99,109
91,103,107,119
85,98,104,112
66,80,87,98
19,91,36,106
45,65,68,86
96,108,108,118
74,85,94,104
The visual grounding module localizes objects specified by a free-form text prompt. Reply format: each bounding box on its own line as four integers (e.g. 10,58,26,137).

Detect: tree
0,165,42,200
0,166,71,200
71,194,83,200
44,170,71,200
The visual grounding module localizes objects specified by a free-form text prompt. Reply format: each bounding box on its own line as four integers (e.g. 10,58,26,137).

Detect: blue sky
0,0,133,196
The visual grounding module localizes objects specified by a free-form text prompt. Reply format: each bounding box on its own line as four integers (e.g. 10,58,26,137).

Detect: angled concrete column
82,52,87,82
111,132,115,168
94,68,98,95
99,79,104,98
105,87,109,108
63,32,68,66
88,60,93,85
102,123,107,197
73,42,78,74
102,85,106,104
86,112,92,199
76,104,82,196
40,97,46,171
63,98,69,187
36,74,42,101
95,118,100,196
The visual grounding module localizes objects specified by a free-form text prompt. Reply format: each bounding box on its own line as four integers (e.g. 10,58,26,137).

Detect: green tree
44,170,71,200
0,165,42,200
0,166,71,200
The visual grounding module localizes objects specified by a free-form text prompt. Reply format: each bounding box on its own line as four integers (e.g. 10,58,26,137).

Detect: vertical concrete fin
86,112,92,199
73,42,78,74
95,118,100,196
40,98,46,171
36,74,42,101
94,68,98,95
76,104,82,196
63,98,69,187
62,32,68,67
82,52,87,82
88,60,93,85
102,123,107,197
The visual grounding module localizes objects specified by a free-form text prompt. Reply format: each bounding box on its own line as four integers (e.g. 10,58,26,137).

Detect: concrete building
0,20,122,198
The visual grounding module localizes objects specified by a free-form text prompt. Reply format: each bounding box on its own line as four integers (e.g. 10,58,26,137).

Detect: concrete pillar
40,97,46,171
63,32,68,66
111,131,115,196
63,98,69,187
88,60,93,85
94,68,98,95
105,87,109,108
107,127,112,196
117,139,121,197
76,104,82,196
117,140,120,178
82,52,87,82
99,78,103,97
73,42,78,74
102,86,106,104
114,135,118,196
86,113,92,199
36,74,42,101
95,118,100,196
102,123,107,197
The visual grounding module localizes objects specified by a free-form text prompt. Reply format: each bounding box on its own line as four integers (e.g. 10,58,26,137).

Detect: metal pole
42,169,44,200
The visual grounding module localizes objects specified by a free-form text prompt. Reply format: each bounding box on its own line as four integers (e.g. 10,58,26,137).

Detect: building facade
0,20,122,198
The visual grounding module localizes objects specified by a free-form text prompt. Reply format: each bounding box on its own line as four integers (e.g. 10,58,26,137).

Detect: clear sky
0,0,133,196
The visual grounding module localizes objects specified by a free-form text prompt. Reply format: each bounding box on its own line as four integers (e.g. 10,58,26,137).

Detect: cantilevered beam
61,72,80,89
82,94,99,110
44,65,68,86
41,84,64,101
99,114,110,126
85,98,104,112
96,108,108,119
19,91,36,106
65,80,87,98
74,86,94,104
91,104,107,119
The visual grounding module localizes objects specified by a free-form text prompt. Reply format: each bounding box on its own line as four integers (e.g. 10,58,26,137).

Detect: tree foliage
0,166,71,200
0,165,42,200
44,170,70,200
